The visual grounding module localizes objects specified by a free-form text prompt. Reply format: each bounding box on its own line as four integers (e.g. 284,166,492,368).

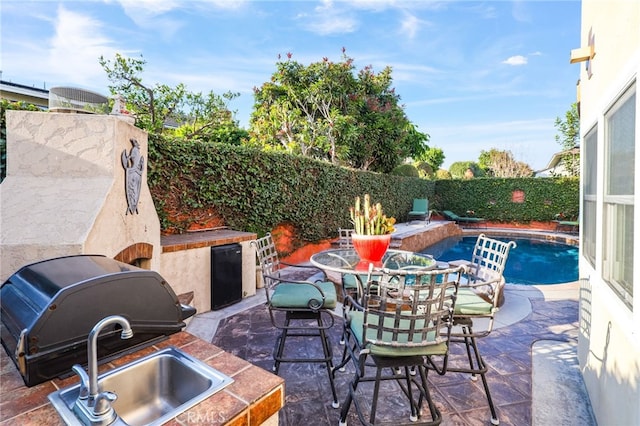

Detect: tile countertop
0,332,284,426
161,229,257,253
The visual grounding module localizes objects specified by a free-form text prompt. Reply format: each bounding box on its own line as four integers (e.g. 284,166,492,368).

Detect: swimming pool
421,236,579,285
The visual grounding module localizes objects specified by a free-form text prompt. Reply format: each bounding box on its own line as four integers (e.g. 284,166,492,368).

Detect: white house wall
577,1,640,424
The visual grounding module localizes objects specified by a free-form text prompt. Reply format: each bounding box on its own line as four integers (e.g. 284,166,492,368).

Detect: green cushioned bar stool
447,234,517,426
337,265,464,425
252,233,340,409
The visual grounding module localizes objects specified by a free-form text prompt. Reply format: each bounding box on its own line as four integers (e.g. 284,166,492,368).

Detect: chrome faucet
72,315,133,425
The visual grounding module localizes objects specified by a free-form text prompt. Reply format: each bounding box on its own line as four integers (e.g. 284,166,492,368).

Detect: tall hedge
433,177,579,221
148,135,434,242
148,136,578,241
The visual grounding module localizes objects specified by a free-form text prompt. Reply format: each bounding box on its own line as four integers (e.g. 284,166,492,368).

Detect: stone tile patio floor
192,279,595,426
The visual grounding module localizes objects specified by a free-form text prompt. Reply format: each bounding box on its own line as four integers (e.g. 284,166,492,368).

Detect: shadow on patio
200,282,594,426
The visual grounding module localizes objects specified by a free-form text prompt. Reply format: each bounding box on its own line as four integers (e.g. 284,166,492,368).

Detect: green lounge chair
408,198,432,223
554,216,579,234
442,210,486,227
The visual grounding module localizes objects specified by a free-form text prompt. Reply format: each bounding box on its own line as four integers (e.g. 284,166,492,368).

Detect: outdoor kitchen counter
0,331,284,426
161,228,257,253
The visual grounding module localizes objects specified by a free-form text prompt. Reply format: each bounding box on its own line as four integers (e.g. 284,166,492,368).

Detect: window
603,83,635,308
583,126,597,266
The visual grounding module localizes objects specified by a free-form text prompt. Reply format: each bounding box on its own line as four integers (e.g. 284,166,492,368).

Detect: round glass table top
310,248,437,274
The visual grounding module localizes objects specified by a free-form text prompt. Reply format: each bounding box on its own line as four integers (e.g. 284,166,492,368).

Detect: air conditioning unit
49,86,109,114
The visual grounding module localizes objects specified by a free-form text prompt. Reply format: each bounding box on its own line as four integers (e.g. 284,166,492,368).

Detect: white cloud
112,0,184,37
387,62,440,84
44,6,119,88
342,0,396,12
399,13,421,40
307,16,359,35
112,0,248,20
298,1,359,35
511,0,532,23
110,0,248,38
502,55,528,66
203,0,249,10
462,3,498,20
114,0,181,17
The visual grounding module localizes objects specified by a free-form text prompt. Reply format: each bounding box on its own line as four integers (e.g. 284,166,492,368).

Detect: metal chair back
362,267,462,351
337,266,464,425
465,234,517,303
252,232,282,290
338,228,354,248
469,233,516,279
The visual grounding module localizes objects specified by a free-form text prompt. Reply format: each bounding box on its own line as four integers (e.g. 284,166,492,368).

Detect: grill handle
180,304,197,321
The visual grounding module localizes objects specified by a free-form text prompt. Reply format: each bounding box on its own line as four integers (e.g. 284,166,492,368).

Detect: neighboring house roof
0,80,49,109
0,79,180,130
535,146,580,177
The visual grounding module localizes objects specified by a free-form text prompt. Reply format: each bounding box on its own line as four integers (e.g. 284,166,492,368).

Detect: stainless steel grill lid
0,254,196,387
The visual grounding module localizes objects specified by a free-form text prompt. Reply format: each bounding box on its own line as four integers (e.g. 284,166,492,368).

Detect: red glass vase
352,234,391,268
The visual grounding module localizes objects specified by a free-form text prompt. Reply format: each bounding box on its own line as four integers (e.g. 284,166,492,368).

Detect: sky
1,0,582,171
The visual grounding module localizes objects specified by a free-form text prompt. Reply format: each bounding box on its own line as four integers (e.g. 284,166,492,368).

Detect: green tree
172,91,248,144
346,65,429,172
414,161,434,178
478,148,533,177
249,50,429,173
435,169,452,179
249,53,357,160
416,146,445,172
391,163,420,177
554,102,580,177
99,53,245,143
449,161,483,179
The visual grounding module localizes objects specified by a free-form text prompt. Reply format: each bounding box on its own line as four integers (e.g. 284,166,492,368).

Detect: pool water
421,236,579,285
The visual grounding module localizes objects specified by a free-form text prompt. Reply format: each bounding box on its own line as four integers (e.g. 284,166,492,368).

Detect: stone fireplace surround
0,110,256,315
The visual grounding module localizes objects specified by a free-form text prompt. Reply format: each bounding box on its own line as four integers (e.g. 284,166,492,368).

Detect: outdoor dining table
310,248,452,308
309,248,441,276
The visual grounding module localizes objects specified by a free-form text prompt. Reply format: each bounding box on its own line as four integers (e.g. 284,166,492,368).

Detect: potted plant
349,194,396,265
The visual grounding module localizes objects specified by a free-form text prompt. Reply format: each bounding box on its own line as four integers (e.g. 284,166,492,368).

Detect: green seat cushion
443,210,484,222
348,311,447,357
342,273,372,290
271,281,337,309
442,210,459,220
454,287,493,315
558,220,579,226
460,217,485,223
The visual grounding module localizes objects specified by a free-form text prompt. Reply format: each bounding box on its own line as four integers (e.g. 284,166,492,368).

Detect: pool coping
392,220,579,254
454,228,579,286
392,220,580,289
459,226,579,246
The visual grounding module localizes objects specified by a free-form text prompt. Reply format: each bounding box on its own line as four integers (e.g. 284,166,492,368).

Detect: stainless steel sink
48,347,234,426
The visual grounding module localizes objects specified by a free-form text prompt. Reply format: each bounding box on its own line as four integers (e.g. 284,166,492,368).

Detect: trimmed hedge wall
148,136,434,242
147,136,579,245
433,177,579,222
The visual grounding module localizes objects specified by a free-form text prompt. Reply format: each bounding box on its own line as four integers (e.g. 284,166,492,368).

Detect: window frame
602,82,636,309
582,125,598,267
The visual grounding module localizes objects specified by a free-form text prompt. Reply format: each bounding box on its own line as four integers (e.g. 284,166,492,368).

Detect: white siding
577,1,640,424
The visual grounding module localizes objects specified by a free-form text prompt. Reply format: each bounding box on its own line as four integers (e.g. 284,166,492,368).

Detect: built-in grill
0,254,196,387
